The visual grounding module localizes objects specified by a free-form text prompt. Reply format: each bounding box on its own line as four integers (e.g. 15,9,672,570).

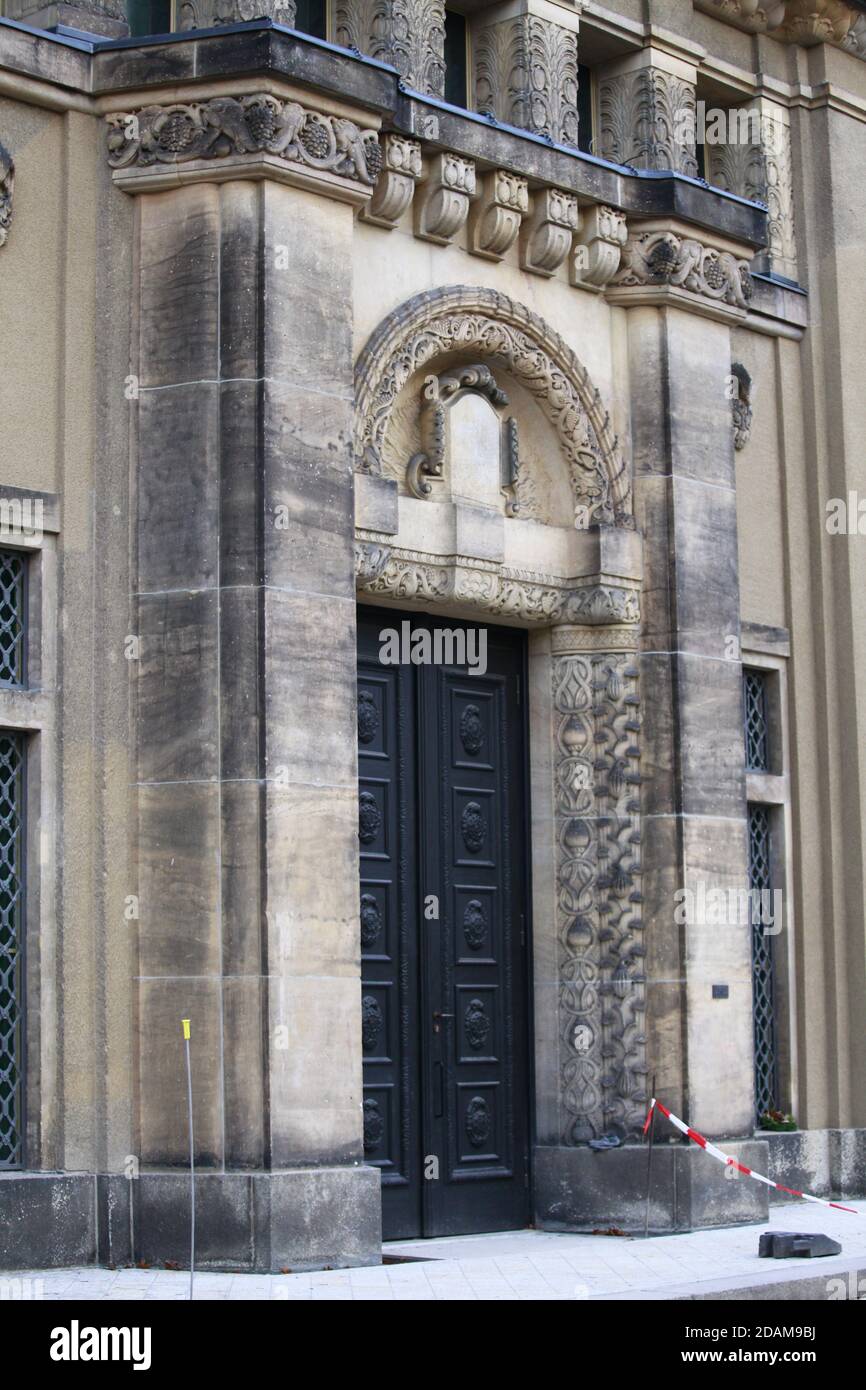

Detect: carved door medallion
357,606,531,1239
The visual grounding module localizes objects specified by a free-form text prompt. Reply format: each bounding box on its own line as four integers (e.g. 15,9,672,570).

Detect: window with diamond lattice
744,668,769,771
749,803,777,1118
0,734,23,1167
0,552,25,688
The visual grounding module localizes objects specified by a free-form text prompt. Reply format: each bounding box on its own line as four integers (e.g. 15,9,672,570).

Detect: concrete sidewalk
4,1200,865,1301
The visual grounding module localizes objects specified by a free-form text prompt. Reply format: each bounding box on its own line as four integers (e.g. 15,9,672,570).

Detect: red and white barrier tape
644,1098,863,1215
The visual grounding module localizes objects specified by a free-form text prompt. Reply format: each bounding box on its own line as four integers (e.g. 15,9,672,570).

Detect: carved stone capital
570,204,628,290
178,0,296,24
468,169,529,261
0,142,13,250
520,187,580,277
105,96,382,203
706,104,798,282
599,65,698,177
414,151,476,244
360,134,423,228
473,12,580,146
608,225,754,315
336,0,447,97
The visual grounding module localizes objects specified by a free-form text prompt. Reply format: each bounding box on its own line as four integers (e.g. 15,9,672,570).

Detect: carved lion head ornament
353,286,634,529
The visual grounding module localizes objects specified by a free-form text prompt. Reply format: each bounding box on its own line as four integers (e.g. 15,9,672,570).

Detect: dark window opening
744,668,770,772
0,732,24,1169
748,803,778,1118
695,137,706,181
444,10,468,109
126,0,171,36
293,0,327,39
0,551,25,689
577,64,593,154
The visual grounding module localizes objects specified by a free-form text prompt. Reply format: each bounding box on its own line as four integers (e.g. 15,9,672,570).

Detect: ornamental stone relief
336,0,446,96
105,96,381,187
599,67,699,177
610,230,754,310
695,0,866,61
354,287,632,529
553,645,645,1142
474,14,580,146
706,113,798,281
0,142,13,250
177,0,296,25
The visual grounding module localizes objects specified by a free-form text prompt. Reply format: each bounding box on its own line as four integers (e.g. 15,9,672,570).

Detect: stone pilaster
111,96,381,1270
472,0,581,147
178,0,297,26
706,100,799,283
335,0,447,98
598,51,698,177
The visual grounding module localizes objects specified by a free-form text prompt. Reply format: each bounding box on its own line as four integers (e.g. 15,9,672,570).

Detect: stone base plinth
534,1141,771,1234
0,1166,382,1272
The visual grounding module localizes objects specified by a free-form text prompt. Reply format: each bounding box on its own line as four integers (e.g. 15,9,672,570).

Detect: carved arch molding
353,285,633,529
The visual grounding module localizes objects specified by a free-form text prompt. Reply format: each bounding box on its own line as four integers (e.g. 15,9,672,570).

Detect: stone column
471,0,581,147
706,99,799,283
335,0,447,97
107,93,383,1270
598,50,698,176
608,221,756,1142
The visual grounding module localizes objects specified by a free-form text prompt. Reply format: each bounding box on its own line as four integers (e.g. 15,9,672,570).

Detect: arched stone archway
353,285,633,529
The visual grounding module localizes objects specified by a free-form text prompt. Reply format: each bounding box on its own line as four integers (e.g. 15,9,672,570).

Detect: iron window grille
0,551,25,688
748,802,778,1119
744,667,769,772
0,732,24,1168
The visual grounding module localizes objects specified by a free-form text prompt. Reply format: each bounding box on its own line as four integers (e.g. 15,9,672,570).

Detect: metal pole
644,1074,657,1240
182,1018,194,1301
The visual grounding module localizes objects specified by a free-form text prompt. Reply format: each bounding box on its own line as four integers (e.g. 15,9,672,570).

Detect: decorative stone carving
610,229,754,310
178,0,296,24
406,363,508,499
695,0,866,61
354,286,632,528
359,134,422,228
519,187,579,277
414,151,476,243
553,644,645,1143
707,108,798,281
474,14,579,146
599,67,698,176
570,205,628,290
731,362,753,451
355,541,642,628
0,142,13,250
106,96,382,187
336,0,446,96
468,169,529,261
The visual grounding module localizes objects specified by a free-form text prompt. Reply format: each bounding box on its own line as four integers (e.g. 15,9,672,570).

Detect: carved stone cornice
359,134,423,228
694,0,866,61
105,95,381,203
355,539,641,627
607,225,754,316
598,67,698,177
0,142,13,250
473,12,580,147
353,285,633,528
336,0,447,97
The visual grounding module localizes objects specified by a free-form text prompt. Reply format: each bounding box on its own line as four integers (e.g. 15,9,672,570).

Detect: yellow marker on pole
182,1018,194,1300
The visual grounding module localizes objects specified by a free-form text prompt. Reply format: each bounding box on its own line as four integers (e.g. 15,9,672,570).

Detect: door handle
432,1009,454,1035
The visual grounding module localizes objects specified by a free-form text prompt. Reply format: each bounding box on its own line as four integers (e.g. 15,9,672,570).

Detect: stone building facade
0,0,863,1269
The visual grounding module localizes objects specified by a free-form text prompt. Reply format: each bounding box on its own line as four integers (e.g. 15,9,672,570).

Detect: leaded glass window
744,667,769,771
749,803,777,1119
0,733,24,1168
0,551,25,688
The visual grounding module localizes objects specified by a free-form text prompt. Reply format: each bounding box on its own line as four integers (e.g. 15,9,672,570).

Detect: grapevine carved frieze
105,95,382,187
354,542,642,628
554,649,645,1143
0,141,13,249
354,286,633,528
610,230,754,309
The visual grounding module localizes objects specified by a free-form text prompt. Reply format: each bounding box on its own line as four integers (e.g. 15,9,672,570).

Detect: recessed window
126,0,171,36
748,803,778,1118
743,668,769,772
444,9,468,109
577,64,593,154
293,0,327,39
0,552,25,689
0,732,24,1169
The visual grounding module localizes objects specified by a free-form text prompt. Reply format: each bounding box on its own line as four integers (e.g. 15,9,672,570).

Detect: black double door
357,606,531,1240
